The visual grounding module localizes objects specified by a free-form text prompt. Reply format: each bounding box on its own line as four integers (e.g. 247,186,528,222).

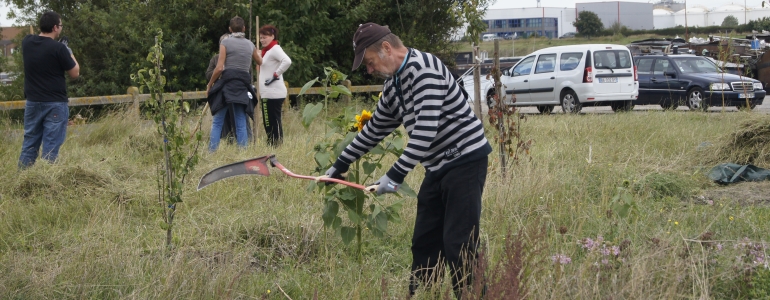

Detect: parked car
482,34,499,42
0,72,15,85
633,54,765,110
485,44,638,113
559,32,576,39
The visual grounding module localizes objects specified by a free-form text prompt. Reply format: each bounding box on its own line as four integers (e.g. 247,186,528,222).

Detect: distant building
654,8,676,29
482,7,577,39
1,26,23,60
653,0,685,13
576,2,655,30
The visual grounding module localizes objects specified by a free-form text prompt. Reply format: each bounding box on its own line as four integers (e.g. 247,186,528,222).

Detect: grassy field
2,102,770,299
455,34,663,58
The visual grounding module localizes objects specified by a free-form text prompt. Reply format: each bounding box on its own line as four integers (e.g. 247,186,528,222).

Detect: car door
528,53,557,104
592,50,634,94
634,57,655,104
650,58,687,105
502,55,536,105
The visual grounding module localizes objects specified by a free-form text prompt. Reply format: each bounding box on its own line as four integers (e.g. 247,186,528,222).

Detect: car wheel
536,105,554,114
660,101,679,110
610,100,634,112
686,87,708,111
560,90,582,114
486,90,496,109
736,102,757,110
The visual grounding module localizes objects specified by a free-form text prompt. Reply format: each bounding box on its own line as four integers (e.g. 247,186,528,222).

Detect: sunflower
355,109,373,131
330,72,339,84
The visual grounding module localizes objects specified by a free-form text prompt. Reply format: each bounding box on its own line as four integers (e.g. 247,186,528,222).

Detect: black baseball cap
352,22,391,71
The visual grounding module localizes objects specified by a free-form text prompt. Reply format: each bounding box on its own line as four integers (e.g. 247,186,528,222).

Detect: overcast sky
490,0,764,10
0,6,14,27
1,1,763,27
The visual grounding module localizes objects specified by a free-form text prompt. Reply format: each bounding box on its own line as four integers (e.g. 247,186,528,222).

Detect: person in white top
258,24,292,147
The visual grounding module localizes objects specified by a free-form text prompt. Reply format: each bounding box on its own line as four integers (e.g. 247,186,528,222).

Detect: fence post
128,86,140,118
341,80,352,103
284,81,290,112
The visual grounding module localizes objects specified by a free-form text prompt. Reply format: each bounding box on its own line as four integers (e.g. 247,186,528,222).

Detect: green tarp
708,163,770,184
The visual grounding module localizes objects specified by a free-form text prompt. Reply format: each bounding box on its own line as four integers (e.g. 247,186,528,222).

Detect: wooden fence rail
0,82,383,111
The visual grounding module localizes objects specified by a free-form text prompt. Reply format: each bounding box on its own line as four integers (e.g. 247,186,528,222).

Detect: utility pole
473,44,482,119
493,40,505,176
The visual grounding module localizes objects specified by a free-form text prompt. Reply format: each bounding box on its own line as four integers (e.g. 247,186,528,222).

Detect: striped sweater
333,48,492,183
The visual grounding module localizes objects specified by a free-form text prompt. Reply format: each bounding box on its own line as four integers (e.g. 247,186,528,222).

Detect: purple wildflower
551,254,572,265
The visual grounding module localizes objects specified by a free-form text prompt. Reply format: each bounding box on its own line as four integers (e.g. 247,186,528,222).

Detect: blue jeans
209,103,249,151
18,101,69,168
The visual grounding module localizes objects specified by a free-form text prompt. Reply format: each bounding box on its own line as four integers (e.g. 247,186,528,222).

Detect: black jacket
207,69,257,117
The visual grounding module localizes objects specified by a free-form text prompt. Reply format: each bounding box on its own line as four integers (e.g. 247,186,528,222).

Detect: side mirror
664,71,677,78
502,69,510,76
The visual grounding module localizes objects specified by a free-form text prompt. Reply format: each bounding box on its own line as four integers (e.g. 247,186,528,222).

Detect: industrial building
576,1,655,30
478,1,770,38
482,7,577,39
672,4,770,27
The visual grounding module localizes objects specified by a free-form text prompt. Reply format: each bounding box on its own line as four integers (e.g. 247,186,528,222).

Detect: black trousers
409,156,488,296
260,98,284,146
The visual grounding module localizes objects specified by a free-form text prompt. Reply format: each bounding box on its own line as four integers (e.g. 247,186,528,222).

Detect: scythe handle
268,156,375,192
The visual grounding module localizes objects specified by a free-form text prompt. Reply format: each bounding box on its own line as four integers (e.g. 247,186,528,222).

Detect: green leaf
322,201,339,227
374,211,388,233
340,226,356,245
331,84,352,96
398,182,418,198
347,209,361,224
370,144,385,155
298,78,318,96
332,217,342,230
362,161,378,175
333,132,357,158
301,103,324,129
338,190,356,201
388,200,404,213
314,152,331,166
182,101,190,113
613,203,631,218
389,136,405,151
387,210,402,223
369,227,385,238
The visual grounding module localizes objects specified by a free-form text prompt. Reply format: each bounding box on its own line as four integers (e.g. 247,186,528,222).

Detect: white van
490,44,638,113
482,34,498,42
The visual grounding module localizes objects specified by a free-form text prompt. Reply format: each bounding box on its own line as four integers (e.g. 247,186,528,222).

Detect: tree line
1,0,487,101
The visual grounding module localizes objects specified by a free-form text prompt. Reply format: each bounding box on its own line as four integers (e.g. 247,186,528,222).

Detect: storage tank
653,8,676,29
674,6,709,27
710,4,746,26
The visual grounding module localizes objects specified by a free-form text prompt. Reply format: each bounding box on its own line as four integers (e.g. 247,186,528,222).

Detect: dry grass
1,104,770,299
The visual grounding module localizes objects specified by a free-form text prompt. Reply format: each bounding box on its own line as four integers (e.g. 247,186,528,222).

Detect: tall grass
1,104,769,299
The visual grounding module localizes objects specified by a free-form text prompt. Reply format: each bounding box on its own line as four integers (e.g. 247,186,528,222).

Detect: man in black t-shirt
18,11,80,169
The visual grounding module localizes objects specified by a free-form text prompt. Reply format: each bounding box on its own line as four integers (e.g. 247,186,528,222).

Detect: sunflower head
354,109,373,131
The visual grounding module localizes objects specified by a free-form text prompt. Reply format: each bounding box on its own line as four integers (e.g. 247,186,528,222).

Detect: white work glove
373,174,400,195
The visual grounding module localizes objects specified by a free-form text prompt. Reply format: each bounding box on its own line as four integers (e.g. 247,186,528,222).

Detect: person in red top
257,24,292,147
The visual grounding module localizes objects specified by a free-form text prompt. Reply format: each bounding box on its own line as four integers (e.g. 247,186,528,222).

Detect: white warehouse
482,7,577,39
577,1,655,30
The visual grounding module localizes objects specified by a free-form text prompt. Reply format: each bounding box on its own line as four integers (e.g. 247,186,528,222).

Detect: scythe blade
197,155,273,191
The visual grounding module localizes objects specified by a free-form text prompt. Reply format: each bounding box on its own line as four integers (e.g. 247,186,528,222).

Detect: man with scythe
323,23,492,297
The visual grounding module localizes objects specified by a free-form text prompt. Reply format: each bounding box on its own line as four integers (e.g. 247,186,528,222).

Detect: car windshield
593,50,632,69
671,57,720,74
